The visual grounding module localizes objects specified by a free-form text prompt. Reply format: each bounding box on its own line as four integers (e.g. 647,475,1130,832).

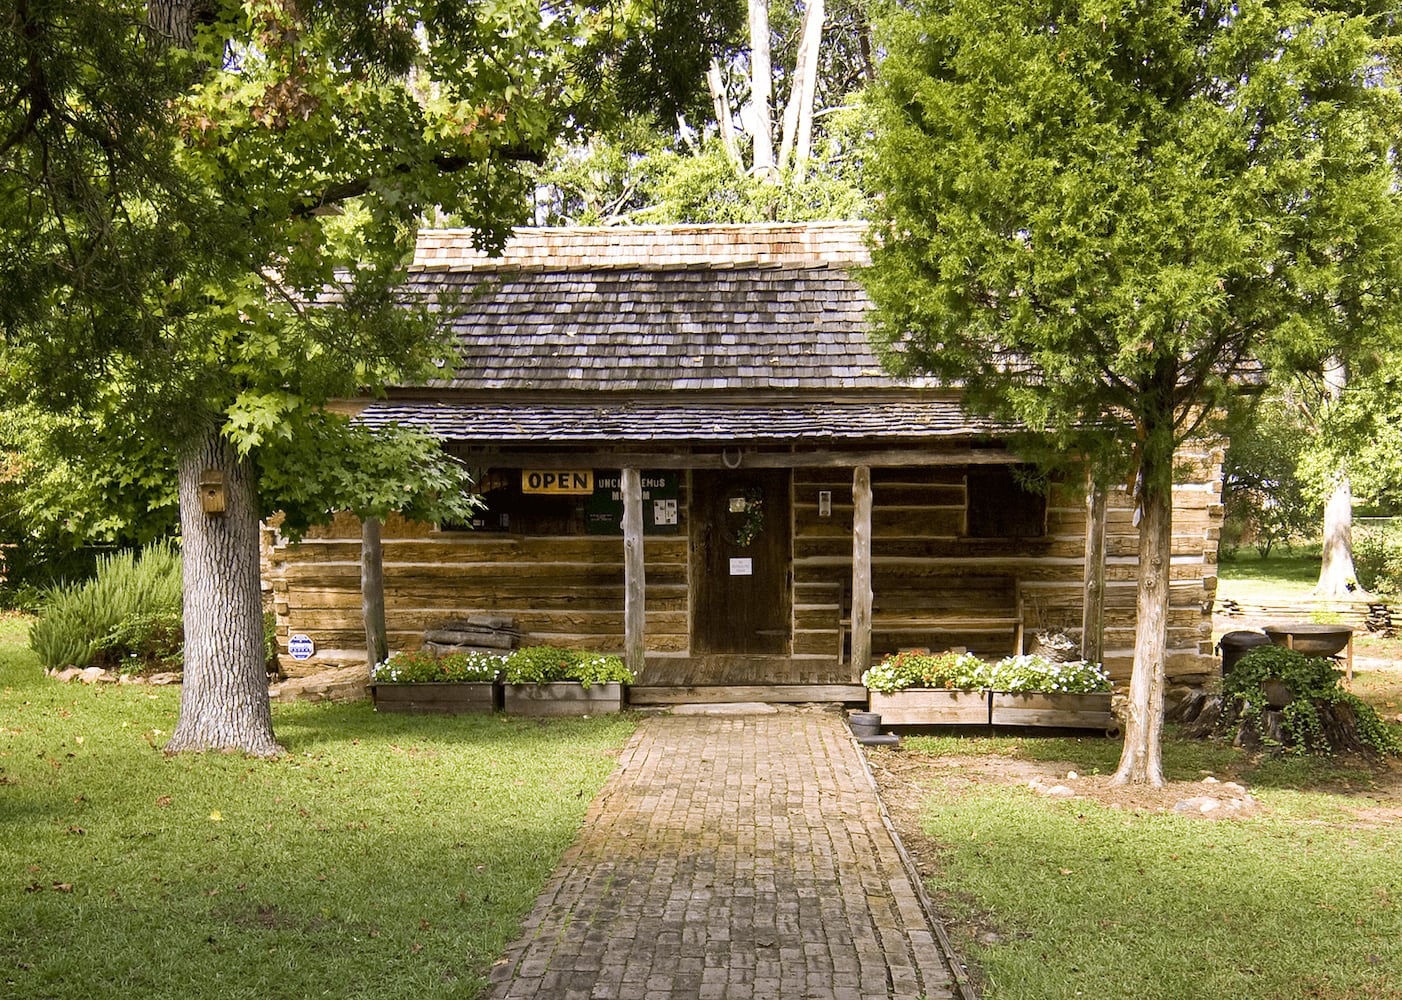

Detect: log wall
264,443,1223,685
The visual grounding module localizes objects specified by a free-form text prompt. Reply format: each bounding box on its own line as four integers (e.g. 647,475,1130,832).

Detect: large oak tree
1,1,721,754
862,0,1402,783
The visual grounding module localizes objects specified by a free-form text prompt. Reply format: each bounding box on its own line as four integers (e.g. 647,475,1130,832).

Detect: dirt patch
867,746,1260,821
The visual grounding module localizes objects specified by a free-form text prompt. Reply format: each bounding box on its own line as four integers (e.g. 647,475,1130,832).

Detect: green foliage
27,541,182,671
1221,395,1317,558
1354,523,1402,599
91,610,184,674
862,0,1402,494
372,648,505,684
863,650,1109,694
501,646,635,687
1223,646,1402,757
862,649,984,692
535,127,868,227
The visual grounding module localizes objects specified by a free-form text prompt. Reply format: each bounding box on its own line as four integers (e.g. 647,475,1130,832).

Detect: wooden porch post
362,515,388,673
851,466,874,674
622,467,647,680
1081,480,1108,664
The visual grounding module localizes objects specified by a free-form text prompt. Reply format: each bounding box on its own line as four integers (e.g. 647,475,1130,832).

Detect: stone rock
50,668,83,683
269,664,369,704
79,667,108,684
146,672,181,686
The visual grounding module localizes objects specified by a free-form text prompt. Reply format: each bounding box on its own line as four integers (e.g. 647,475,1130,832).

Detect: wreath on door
725,487,766,547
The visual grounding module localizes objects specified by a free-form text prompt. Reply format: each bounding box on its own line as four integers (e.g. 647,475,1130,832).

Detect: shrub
501,646,634,687
862,650,1110,694
861,649,984,692
372,649,504,683
1354,524,1402,599
982,654,1112,694
28,541,182,671
1223,645,1401,756
91,610,184,674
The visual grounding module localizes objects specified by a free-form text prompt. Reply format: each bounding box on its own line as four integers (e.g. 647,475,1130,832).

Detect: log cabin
262,222,1224,704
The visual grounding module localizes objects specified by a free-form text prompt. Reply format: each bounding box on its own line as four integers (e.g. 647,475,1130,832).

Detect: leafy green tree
862,0,1402,784
2,1,724,754
1221,394,1316,558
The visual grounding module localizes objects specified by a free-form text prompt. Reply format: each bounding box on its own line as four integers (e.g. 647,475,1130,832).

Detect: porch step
628,684,867,706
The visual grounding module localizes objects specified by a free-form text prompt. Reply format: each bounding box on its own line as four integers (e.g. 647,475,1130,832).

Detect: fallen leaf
209,811,223,822
52,882,73,892
156,796,172,807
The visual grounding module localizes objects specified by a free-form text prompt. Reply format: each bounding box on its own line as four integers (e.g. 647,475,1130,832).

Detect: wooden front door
691,469,791,654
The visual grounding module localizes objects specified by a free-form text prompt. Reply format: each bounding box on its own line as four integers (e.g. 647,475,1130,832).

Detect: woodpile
422,615,520,657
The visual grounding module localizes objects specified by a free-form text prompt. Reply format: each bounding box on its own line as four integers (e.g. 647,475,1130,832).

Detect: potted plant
862,649,991,724
500,646,635,716
983,654,1114,729
370,649,504,714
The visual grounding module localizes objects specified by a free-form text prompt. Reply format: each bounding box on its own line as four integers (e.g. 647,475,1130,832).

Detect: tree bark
362,515,387,673
1112,458,1171,786
165,426,283,756
1315,358,1367,597
778,0,824,175
747,0,775,179
707,60,742,169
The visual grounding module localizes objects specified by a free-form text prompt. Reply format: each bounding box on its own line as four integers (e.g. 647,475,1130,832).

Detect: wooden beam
1081,481,1108,664
361,515,388,672
851,465,874,674
445,447,1021,471
621,467,647,680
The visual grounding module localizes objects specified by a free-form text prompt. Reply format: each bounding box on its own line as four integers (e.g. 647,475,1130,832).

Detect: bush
372,649,504,683
28,541,182,671
1354,524,1402,599
1222,645,1401,756
861,649,983,692
501,646,634,687
861,649,1110,694
91,610,183,674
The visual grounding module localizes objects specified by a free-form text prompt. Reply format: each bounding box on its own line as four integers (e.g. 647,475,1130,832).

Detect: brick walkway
486,709,972,1000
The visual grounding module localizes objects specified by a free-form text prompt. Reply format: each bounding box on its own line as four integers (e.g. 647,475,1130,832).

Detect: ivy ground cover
0,614,635,1000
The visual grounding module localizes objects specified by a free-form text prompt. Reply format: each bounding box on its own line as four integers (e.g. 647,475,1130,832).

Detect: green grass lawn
0,613,635,1000
1216,548,1323,604
900,726,1402,1000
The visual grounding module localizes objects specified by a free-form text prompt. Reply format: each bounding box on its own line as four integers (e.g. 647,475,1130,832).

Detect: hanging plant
726,487,766,547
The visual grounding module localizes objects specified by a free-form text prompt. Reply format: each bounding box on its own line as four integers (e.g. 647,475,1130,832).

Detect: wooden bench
838,576,1025,663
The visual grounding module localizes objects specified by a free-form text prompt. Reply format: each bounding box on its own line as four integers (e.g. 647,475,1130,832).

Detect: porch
628,653,867,706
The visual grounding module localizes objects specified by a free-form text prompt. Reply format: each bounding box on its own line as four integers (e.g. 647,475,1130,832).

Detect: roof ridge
412,222,871,271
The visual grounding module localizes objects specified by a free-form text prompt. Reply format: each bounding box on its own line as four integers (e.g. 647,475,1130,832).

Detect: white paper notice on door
729,558,753,576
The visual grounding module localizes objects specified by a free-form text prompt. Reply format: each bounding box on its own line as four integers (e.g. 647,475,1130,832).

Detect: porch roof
353,397,1007,445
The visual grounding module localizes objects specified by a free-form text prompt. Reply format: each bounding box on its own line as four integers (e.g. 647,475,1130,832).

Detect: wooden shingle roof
410,264,905,393
367,223,1003,446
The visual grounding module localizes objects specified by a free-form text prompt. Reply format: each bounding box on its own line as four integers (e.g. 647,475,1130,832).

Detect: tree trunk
165,427,283,756
362,515,387,673
707,60,742,169
778,0,824,175
1316,358,1366,597
747,0,775,179
1112,460,1171,786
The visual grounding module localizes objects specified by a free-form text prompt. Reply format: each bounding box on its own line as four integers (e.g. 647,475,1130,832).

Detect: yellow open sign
522,469,595,495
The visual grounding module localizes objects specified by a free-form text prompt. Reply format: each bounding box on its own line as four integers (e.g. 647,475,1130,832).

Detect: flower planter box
502,682,626,717
868,688,991,725
989,691,1114,729
371,682,497,715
